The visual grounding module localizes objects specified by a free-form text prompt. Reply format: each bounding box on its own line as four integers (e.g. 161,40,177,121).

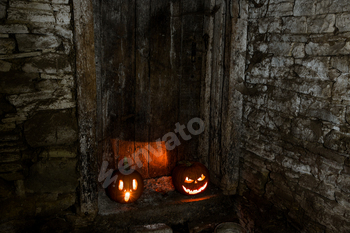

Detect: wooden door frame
73,0,99,216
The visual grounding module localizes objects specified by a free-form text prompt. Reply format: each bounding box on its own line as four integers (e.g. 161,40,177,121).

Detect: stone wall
239,0,350,232
0,0,78,231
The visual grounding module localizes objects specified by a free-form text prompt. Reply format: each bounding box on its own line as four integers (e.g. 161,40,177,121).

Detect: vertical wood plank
149,0,178,176
170,0,182,168
73,0,98,216
100,0,136,171
178,0,205,162
199,0,215,169
209,0,226,184
135,0,151,177
220,0,248,194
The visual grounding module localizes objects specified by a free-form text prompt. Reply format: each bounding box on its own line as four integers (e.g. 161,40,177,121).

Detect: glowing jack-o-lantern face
172,162,209,195
106,170,144,203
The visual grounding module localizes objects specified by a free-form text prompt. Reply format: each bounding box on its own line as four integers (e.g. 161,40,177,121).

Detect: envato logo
98,117,204,188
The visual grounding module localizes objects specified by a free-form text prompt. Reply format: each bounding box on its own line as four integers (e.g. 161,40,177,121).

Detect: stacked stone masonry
240,0,350,232
0,0,349,232
0,0,78,229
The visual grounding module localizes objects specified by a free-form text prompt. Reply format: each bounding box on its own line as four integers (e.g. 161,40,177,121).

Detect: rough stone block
0,163,22,173
0,153,21,163
0,172,24,181
336,13,350,32
7,90,75,112
291,118,323,143
269,34,309,43
22,53,72,74
331,56,350,73
35,79,74,92
16,34,61,52
267,42,293,56
307,14,336,33
0,39,16,54
346,106,350,125
305,41,350,56
52,5,71,25
0,51,42,59
0,24,29,34
241,163,270,194
130,223,173,233
270,57,294,78
29,0,69,4
294,57,331,81
0,60,12,72
32,24,73,40
332,74,350,102
250,57,271,79
7,9,55,24
0,0,6,20
0,123,16,132
9,1,51,11
39,147,76,158
338,175,350,193
25,159,78,193
0,34,8,38
324,130,350,154
56,11,71,25
258,17,282,34
316,0,350,14
293,0,315,16
0,178,14,199
300,98,343,124
267,2,294,17
282,16,307,34
24,109,77,147
291,43,305,58
0,71,38,94
35,193,75,216
249,4,268,19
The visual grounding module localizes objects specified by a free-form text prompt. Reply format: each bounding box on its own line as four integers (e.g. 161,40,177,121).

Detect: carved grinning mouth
182,182,208,195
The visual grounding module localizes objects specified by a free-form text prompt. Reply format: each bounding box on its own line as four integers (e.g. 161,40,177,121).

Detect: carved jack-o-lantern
172,161,209,195
107,169,144,203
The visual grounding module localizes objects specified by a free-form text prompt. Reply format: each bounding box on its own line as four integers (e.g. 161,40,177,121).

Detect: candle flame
124,191,130,202
118,180,123,190
133,179,138,190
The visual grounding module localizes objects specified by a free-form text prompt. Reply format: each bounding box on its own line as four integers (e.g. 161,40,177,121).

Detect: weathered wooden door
94,0,206,178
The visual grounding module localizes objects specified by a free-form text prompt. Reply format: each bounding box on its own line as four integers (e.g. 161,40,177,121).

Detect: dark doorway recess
93,0,207,177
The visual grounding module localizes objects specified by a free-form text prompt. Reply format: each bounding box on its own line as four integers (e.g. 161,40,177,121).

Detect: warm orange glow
182,182,208,195
124,191,130,202
118,180,123,190
184,177,194,183
133,179,138,190
114,140,168,179
197,174,205,181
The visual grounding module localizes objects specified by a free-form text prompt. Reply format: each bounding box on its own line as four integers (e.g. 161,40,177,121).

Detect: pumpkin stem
123,157,131,171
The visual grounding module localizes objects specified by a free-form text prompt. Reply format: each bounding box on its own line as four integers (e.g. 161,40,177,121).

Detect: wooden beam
73,0,98,216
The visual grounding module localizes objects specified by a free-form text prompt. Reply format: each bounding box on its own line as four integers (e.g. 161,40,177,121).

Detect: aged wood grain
220,0,248,194
198,0,215,169
209,0,226,184
149,0,178,177
135,0,151,177
178,0,205,162
73,0,98,216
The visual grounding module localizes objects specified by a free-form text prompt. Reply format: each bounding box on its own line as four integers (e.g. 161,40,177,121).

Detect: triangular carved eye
197,174,205,181
184,177,194,183
118,180,124,190
133,179,138,190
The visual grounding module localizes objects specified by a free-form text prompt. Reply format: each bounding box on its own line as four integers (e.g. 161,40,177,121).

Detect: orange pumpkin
106,169,144,203
172,161,209,195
